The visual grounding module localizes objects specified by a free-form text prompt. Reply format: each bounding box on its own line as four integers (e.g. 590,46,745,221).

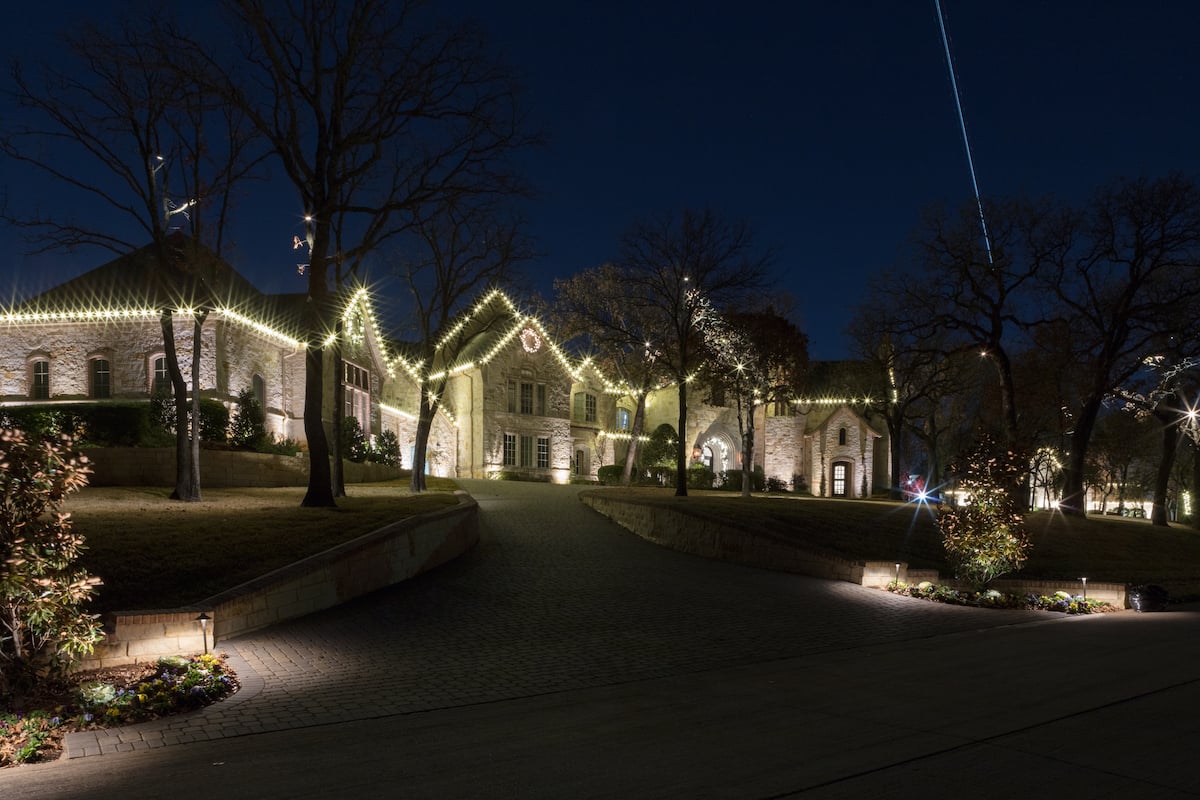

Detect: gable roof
15,233,263,315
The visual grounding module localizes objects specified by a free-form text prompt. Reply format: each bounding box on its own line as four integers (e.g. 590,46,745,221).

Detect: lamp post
196,612,211,655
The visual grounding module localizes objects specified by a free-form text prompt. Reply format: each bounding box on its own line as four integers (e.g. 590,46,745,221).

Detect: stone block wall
81,447,401,488
77,493,478,669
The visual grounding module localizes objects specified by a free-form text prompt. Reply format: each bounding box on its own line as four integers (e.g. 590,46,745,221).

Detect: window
832,463,848,497
838,427,847,446
615,407,631,432
537,436,550,468
573,392,597,423
520,435,533,467
344,361,370,430
90,358,111,399
31,360,50,400
520,382,533,415
503,433,516,466
152,356,169,395
509,380,545,415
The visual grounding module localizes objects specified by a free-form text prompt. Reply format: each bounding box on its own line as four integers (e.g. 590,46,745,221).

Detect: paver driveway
68,480,1049,755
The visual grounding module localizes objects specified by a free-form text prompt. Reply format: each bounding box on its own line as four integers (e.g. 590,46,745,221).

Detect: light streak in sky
934,0,995,266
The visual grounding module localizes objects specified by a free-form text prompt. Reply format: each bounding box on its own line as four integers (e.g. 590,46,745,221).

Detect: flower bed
1,653,237,767
887,581,1116,614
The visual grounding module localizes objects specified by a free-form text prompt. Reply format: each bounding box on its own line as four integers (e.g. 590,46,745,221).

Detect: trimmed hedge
0,403,172,447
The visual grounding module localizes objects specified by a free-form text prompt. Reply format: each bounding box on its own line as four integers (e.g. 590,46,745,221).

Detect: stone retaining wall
581,492,867,583
78,492,478,669
82,447,401,487
582,492,1129,608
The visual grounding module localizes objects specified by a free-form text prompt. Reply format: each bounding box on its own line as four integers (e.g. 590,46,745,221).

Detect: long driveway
5,481,1199,798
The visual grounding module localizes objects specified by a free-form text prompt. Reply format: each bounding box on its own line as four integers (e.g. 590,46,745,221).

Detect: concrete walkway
4,481,1198,798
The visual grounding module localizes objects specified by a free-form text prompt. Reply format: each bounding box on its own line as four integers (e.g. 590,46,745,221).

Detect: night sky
4,2,1200,358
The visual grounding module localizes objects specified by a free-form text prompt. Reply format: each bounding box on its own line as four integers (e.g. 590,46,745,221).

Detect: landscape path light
196,612,211,655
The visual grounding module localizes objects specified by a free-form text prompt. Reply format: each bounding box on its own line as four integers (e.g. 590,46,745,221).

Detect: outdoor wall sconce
196,612,211,655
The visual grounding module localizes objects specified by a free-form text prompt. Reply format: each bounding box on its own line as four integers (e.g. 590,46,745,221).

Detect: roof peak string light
934,0,995,267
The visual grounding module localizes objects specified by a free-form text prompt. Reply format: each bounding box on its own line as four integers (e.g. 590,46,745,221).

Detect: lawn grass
65,477,461,613
599,488,1200,598
65,481,1200,613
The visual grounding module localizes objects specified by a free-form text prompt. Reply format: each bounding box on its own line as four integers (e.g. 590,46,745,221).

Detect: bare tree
617,209,771,496
697,305,808,496
553,263,673,486
849,288,961,499
1045,175,1200,517
894,197,1063,451
397,196,532,492
183,0,533,506
2,14,261,501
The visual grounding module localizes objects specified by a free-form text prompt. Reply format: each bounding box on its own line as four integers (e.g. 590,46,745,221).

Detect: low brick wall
78,492,478,669
82,447,400,487
581,492,867,584
583,493,1129,608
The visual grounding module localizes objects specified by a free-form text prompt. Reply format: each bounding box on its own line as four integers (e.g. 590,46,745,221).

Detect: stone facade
3,253,887,490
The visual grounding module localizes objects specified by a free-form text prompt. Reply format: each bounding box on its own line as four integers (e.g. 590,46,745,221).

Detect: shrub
341,417,368,463
229,388,267,449
197,399,229,443
370,429,401,467
0,429,103,703
639,423,677,468
597,465,624,485
719,467,766,492
938,436,1031,590
687,463,715,489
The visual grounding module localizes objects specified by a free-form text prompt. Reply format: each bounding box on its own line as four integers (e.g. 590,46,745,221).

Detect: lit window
537,436,550,468
833,463,847,496
615,407,631,432
152,356,169,395
343,361,370,430
503,433,516,466
90,359,111,399
574,392,597,423
31,360,50,400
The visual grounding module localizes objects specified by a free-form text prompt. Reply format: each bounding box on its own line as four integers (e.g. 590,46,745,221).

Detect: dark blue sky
4,2,1200,358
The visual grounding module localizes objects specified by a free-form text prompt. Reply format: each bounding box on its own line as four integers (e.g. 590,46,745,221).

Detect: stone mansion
0,242,889,497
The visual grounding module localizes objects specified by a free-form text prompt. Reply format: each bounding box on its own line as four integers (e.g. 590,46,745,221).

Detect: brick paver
65,481,1059,758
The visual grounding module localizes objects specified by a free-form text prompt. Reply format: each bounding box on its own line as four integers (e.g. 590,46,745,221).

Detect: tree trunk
160,310,197,502
620,394,648,486
410,397,434,493
301,342,336,507
675,380,688,497
1060,393,1105,517
187,310,208,502
331,336,345,498
987,348,1020,450
741,401,755,498
887,412,904,500
1151,401,1179,527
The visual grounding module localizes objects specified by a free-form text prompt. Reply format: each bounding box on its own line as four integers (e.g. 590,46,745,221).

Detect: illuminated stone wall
763,413,806,488
808,406,879,498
